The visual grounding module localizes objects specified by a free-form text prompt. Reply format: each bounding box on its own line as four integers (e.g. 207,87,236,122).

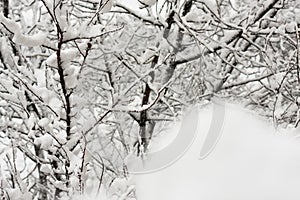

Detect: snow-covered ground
132,102,300,200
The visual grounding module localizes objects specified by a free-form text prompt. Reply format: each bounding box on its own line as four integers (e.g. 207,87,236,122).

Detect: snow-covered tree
0,0,299,199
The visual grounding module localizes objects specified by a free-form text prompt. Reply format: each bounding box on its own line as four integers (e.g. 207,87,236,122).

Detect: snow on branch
0,14,48,47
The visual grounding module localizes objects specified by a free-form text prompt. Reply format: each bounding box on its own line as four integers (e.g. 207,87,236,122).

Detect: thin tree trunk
2,0,9,17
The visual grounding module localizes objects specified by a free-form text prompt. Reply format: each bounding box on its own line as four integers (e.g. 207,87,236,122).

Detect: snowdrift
133,102,300,200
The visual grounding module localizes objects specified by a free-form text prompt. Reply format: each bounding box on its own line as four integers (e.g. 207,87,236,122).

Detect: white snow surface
133,102,300,200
